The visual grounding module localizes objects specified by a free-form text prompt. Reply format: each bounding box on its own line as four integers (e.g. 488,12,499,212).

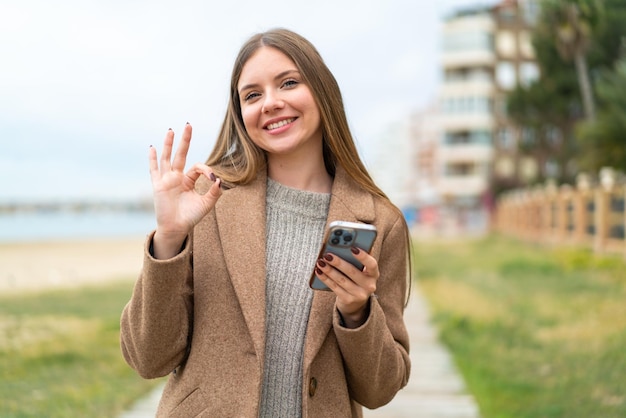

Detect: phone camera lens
334,229,343,236
344,234,353,242
331,237,340,245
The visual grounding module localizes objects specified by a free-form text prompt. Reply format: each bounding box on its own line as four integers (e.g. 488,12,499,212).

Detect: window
519,31,535,58
476,97,492,113
520,157,538,181
446,162,474,176
494,96,508,117
522,0,541,25
499,8,517,23
444,70,463,82
444,132,466,145
443,32,494,53
442,96,492,115
468,68,492,81
495,157,515,177
521,127,536,146
444,67,492,82
496,62,516,90
545,159,559,178
444,130,491,145
471,130,492,144
545,126,562,147
519,62,539,87
497,128,514,149
496,31,516,57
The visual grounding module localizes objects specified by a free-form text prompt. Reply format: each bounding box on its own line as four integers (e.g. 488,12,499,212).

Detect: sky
0,0,496,202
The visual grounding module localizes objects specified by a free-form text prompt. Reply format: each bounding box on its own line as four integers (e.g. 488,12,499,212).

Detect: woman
121,28,411,417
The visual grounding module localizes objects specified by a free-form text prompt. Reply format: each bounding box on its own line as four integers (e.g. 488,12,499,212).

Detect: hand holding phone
309,221,377,291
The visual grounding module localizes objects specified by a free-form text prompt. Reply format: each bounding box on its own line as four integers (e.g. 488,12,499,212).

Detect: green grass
414,234,626,418
0,281,164,418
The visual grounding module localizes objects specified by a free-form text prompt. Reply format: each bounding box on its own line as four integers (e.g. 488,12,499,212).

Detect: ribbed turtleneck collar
266,177,331,220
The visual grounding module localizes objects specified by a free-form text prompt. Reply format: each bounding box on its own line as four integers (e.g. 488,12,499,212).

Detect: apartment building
437,4,496,232
419,0,539,233
492,0,541,193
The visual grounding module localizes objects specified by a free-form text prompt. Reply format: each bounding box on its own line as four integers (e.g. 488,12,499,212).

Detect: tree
577,58,626,171
507,27,581,184
541,0,604,122
507,0,626,182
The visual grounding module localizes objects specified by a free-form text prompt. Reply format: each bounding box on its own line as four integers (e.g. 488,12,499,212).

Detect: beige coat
120,166,411,417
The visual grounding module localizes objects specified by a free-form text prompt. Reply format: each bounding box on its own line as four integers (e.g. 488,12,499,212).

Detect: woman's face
237,47,323,159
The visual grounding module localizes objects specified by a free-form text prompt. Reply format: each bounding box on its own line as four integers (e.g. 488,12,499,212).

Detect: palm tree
543,0,603,122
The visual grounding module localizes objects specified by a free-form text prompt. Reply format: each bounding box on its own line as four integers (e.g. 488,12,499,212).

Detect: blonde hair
207,28,412,301
206,28,384,200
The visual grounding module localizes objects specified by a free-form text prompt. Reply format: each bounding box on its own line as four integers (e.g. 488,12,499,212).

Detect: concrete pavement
119,288,480,418
362,289,480,418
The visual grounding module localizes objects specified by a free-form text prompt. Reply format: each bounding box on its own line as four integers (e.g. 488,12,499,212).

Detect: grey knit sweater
259,178,331,418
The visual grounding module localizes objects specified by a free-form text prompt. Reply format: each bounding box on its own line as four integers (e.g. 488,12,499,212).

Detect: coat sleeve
333,214,411,408
120,231,194,379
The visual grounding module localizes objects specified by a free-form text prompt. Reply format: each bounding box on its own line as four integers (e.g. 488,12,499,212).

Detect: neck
267,153,332,193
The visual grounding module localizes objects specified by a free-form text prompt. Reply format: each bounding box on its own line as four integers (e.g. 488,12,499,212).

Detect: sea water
0,211,157,242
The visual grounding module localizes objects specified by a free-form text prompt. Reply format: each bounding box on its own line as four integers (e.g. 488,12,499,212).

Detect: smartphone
309,221,377,291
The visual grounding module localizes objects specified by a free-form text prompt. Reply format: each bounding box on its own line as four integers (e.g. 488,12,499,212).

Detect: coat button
308,377,318,397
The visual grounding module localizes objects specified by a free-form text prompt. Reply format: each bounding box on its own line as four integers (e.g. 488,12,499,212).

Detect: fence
495,168,626,258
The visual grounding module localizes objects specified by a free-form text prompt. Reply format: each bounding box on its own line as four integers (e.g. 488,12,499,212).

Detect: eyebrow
238,69,300,95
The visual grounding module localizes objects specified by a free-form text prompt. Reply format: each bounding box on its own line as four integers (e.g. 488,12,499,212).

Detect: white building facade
436,6,496,233
410,0,540,235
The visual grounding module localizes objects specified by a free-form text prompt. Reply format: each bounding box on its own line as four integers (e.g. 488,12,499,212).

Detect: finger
317,257,358,292
148,145,159,183
182,163,212,189
321,253,378,294
160,128,175,172
351,248,380,278
322,252,363,281
314,264,348,295
340,247,379,279
317,263,370,308
172,123,192,172
183,164,223,203
202,177,223,206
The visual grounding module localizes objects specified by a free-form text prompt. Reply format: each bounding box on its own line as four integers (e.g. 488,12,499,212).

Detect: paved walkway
119,288,480,418
363,289,480,418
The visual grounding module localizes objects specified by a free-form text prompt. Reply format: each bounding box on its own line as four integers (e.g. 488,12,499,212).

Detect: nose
261,91,284,114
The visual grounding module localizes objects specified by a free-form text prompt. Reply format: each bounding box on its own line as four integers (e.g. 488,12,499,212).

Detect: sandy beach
0,236,147,294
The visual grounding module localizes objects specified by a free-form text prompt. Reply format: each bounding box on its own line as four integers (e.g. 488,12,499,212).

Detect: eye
243,91,261,102
282,79,299,89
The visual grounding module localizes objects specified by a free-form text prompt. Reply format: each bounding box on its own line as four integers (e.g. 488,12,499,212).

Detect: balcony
442,13,495,69
437,175,489,197
440,113,494,131
441,50,496,69
441,80,495,96
439,143,493,163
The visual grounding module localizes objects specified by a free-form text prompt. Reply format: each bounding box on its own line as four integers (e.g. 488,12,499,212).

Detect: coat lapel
215,171,268,361
303,166,376,367
213,166,376,369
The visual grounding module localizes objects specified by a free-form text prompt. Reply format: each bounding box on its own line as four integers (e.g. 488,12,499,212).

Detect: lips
265,117,296,131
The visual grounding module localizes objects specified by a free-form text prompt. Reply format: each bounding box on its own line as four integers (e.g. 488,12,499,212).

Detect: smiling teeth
267,118,295,130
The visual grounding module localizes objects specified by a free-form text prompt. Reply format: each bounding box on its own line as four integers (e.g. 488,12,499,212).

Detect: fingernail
351,247,360,255
168,128,172,131
149,145,153,148
323,253,333,262
315,267,323,275
317,259,327,268
209,173,216,182
186,121,190,125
